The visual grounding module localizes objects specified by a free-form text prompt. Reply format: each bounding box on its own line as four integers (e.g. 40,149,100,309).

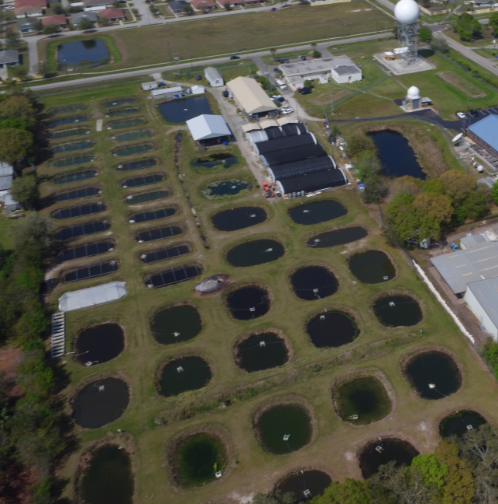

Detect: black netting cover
270,156,336,181
265,127,285,140
254,133,316,155
278,169,348,194
261,144,326,167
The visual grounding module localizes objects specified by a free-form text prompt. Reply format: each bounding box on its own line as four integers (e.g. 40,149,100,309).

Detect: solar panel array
57,240,114,262
55,220,110,240
140,243,191,264
51,201,106,220
129,207,176,223
62,260,118,283
144,263,203,288
135,225,182,243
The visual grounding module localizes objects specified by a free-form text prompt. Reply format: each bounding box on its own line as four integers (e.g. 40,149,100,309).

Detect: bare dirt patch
437,71,486,98
309,89,352,106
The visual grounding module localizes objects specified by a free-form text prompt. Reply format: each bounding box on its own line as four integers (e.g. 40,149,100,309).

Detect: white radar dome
407,85,420,100
395,0,420,25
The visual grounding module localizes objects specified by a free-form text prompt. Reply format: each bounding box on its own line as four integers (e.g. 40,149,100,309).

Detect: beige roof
259,119,279,129
241,123,261,133
277,117,296,126
227,76,276,115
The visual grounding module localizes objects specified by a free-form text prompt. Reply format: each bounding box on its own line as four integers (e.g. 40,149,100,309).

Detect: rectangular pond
157,96,211,124
57,39,109,68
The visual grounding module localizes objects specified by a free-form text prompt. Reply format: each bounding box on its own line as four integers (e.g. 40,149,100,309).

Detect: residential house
98,7,125,20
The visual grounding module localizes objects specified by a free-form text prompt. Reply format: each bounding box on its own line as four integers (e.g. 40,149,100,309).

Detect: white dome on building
395,0,420,25
407,85,420,100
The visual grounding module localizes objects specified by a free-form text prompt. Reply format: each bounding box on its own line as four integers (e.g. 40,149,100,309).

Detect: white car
4,6,14,9
457,112,466,119
282,108,294,115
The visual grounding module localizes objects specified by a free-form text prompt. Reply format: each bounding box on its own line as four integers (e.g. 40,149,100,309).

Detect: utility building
186,114,231,145
467,114,498,159
204,67,223,87
331,64,362,84
226,76,278,118
464,277,498,339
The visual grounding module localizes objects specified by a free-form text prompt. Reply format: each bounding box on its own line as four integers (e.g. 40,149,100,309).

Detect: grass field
38,0,391,74
34,80,498,504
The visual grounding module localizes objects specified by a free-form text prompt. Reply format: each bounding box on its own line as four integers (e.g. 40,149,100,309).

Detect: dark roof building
276,169,348,195
0,50,19,68
71,11,98,24
169,0,188,12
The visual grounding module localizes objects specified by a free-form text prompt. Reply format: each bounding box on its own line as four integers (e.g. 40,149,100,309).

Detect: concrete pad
374,53,435,75
96,119,103,132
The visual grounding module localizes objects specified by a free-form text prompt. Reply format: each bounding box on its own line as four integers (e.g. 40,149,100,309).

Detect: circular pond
227,286,270,320
359,438,419,478
73,377,130,428
307,227,367,248
335,376,392,425
255,403,312,455
227,239,284,267
404,350,462,400
202,179,251,199
152,305,202,345
158,356,212,397
171,433,227,487
289,200,347,225
75,323,124,365
212,206,267,232
349,251,396,284
275,470,331,503
306,311,359,348
373,295,422,327
440,410,487,438
290,266,338,301
80,444,134,504
235,332,289,372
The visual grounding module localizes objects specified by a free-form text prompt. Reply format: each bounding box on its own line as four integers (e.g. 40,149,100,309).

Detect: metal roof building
226,76,277,117
58,281,127,312
204,67,223,87
468,114,498,158
186,114,231,142
465,277,498,339
431,242,498,294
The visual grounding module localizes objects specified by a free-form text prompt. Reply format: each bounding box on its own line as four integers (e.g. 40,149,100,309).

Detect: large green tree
0,95,37,130
440,170,476,205
419,26,433,44
0,129,34,165
454,13,482,41
413,192,453,224
310,479,375,504
489,12,498,35
9,174,39,210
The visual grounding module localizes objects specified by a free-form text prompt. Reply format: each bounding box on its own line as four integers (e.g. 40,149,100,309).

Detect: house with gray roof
16,17,39,33
0,50,19,69
71,11,98,25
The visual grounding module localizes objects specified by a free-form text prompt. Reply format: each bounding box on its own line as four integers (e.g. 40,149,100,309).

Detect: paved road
25,32,392,91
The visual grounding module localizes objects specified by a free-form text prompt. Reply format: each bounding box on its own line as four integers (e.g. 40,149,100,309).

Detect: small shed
204,67,223,87
141,81,158,91
331,64,362,84
186,114,231,144
191,85,205,94
58,281,127,312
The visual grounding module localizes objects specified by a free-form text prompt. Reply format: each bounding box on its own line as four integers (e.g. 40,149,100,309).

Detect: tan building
226,76,278,118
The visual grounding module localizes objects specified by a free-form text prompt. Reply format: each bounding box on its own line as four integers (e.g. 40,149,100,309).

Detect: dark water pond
360,438,419,478
212,206,267,232
289,200,347,225
126,190,170,205
57,39,109,68
75,323,124,365
157,96,211,123
108,118,146,129
404,351,462,400
172,433,227,487
106,107,140,117
373,295,422,327
158,356,212,397
50,104,87,115
235,332,289,372
306,311,359,348
152,305,202,345
349,251,395,284
114,143,154,157
276,470,331,503
335,376,391,425
307,227,367,248
50,115,87,128
73,377,130,428
369,130,425,180
80,445,133,504
202,179,251,199
52,140,93,154
114,130,152,142
53,153,94,168
227,286,270,320
290,266,338,301
255,404,312,455
440,411,487,438
192,153,238,169
54,170,97,185
227,239,284,267
50,128,90,140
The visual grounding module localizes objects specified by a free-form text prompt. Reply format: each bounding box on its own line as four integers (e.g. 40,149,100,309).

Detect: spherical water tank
407,85,420,100
395,0,420,25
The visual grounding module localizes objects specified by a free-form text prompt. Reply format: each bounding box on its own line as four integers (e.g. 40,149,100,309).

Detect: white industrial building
278,56,362,89
59,281,127,312
464,277,498,339
0,162,14,200
226,76,278,118
141,81,158,91
151,86,184,100
204,67,223,87
186,114,231,144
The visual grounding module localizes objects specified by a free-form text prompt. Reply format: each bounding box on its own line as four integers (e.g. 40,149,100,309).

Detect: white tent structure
58,281,127,312
186,114,231,142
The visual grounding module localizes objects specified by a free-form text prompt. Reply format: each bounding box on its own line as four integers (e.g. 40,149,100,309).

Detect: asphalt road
25,32,392,92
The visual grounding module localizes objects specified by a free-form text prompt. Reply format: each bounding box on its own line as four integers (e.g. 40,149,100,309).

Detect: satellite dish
395,0,420,25
452,133,463,143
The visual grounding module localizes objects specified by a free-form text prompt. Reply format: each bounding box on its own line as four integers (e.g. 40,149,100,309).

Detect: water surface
307,227,367,248
152,305,202,345
349,251,395,284
226,239,284,267
235,332,289,372
157,96,211,123
373,295,422,327
158,356,212,397
306,311,358,348
289,200,347,225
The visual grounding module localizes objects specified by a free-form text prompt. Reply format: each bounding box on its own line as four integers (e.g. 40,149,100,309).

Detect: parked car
456,112,466,119
284,59,289,63
282,109,294,115
277,58,285,64
230,55,240,60
299,87,312,95
469,109,479,117
195,75,202,80
301,56,307,60
4,5,14,9
271,6,276,10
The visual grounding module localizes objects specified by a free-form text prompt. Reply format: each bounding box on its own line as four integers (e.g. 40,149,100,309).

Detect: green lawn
0,215,14,250
39,0,391,73
33,79,498,504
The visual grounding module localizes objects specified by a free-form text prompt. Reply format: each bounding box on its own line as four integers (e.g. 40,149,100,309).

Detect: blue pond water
369,130,426,180
157,96,211,123
57,39,109,68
